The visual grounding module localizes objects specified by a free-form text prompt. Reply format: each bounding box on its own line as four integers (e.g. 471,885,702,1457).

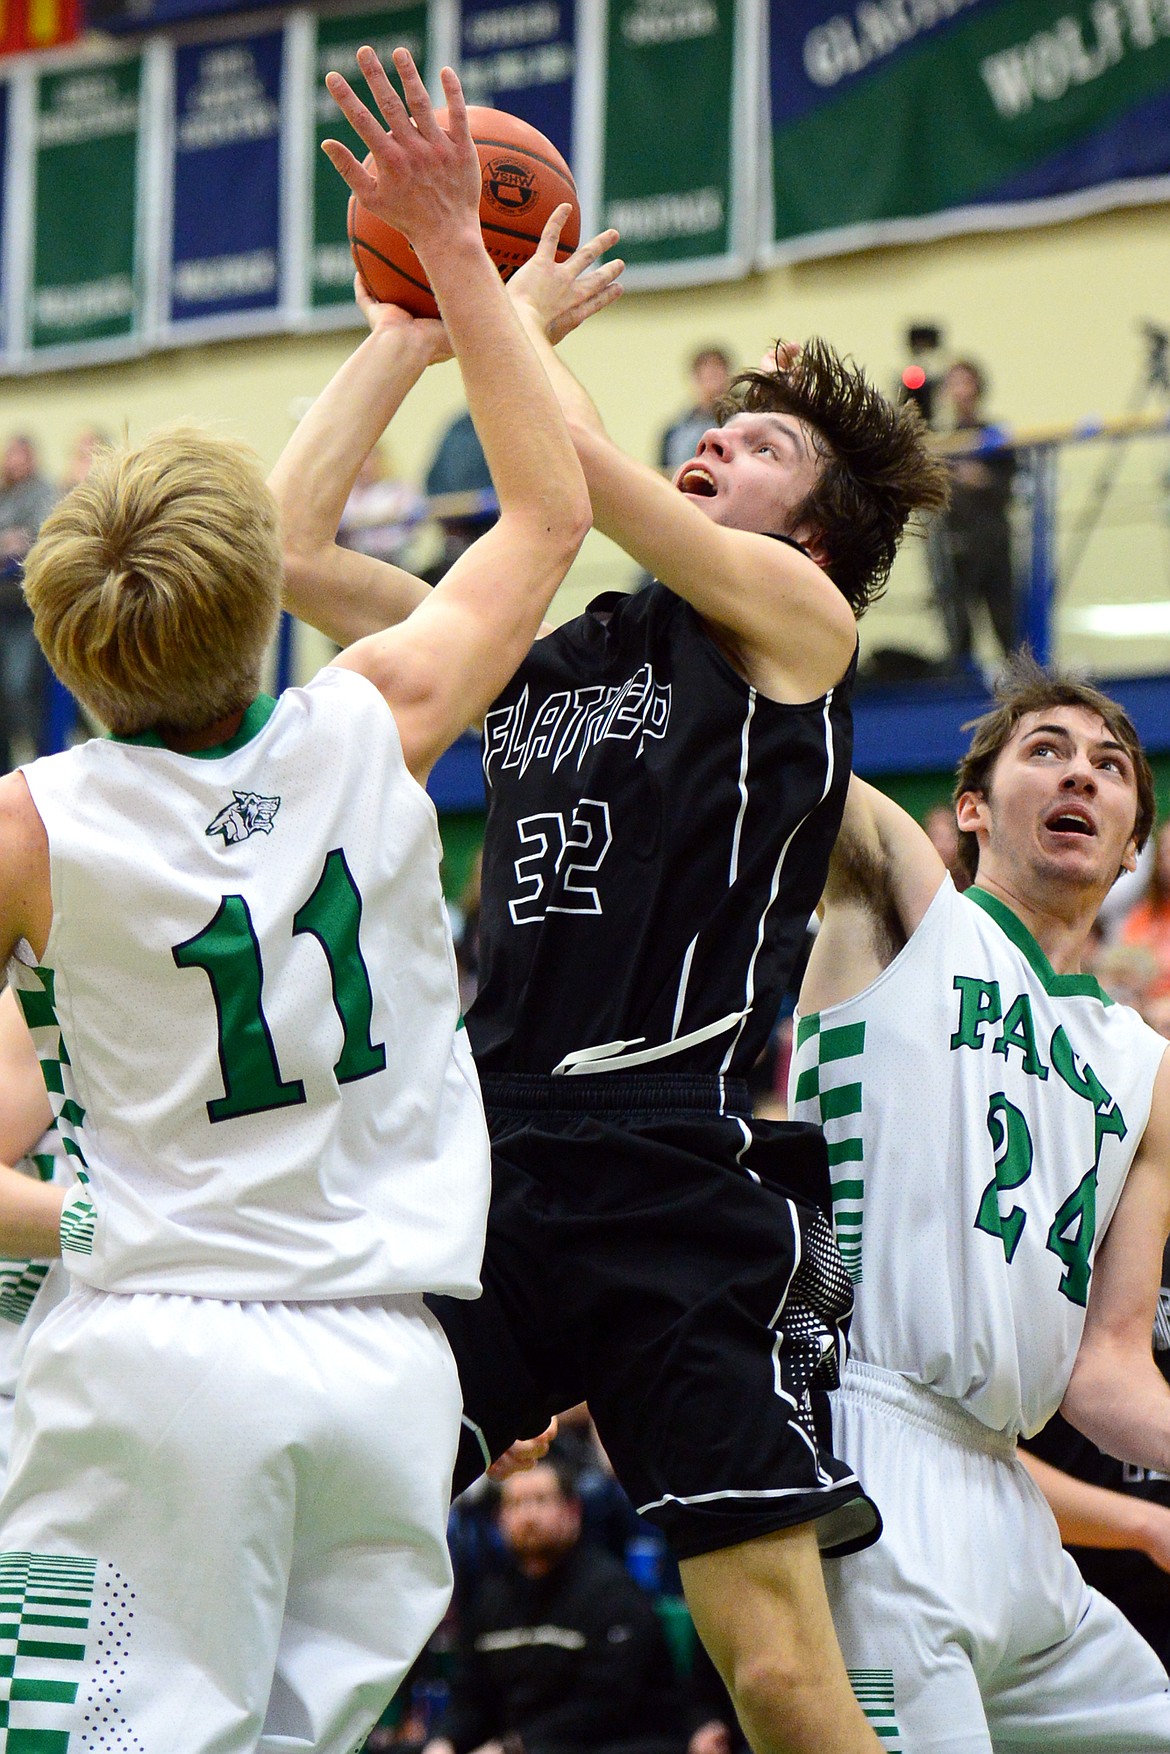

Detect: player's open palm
322,49,480,254
507,211,624,345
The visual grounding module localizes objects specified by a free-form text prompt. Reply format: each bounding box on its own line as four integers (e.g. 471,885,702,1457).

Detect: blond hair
23,427,281,736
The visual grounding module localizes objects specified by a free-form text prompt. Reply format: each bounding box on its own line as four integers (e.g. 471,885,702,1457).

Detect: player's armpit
802,778,946,1011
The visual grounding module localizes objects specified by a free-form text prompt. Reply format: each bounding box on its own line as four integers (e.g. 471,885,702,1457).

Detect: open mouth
1045,809,1095,836
676,466,717,498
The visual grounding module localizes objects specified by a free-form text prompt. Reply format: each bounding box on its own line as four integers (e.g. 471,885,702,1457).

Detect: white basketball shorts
0,1284,461,1753
825,1360,1170,1753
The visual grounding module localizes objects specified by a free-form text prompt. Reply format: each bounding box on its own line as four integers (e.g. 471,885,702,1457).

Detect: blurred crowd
362,1418,741,1754
0,427,113,774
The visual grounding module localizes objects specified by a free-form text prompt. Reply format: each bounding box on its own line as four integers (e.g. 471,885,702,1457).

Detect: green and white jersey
790,878,1168,1439
7,667,489,1301
0,1127,71,1398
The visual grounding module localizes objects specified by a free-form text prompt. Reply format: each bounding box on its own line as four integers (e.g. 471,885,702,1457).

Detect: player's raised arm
1061,1049,1170,1473
289,49,607,774
506,265,947,702
270,284,445,649
799,776,948,1011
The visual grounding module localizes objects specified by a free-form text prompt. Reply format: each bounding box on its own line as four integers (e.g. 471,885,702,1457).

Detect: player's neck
157,706,249,754
969,870,1099,976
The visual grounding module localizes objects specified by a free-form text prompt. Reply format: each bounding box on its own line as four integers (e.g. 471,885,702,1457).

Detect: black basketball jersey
467,582,856,1081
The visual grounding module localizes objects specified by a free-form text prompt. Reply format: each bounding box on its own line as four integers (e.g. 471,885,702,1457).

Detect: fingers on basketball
348,107,581,321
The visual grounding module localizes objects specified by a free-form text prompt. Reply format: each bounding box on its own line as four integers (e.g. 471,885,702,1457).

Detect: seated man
425,1457,688,1754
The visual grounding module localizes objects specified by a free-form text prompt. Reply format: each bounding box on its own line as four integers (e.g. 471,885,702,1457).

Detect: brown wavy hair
721,337,950,617
952,651,1155,883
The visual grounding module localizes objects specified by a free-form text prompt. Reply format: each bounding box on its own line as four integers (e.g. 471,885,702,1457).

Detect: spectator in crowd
424,408,497,580
59,426,113,495
1091,940,1160,1015
921,800,971,891
338,440,427,568
0,434,57,772
927,358,1017,674
423,1456,691,1754
657,347,733,475
1120,819,1170,999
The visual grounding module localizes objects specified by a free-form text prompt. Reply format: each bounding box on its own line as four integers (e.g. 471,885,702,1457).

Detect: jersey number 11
172,847,387,1123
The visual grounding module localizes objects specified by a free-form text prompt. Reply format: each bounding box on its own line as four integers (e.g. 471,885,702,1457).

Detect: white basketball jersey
8,667,489,1301
790,878,1168,1438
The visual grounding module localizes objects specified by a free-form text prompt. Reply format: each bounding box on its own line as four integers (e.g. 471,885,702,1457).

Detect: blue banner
457,0,576,167
168,30,284,327
89,0,285,33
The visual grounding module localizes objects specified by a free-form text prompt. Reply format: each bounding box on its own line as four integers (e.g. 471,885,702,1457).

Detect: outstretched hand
507,210,623,345
323,48,481,255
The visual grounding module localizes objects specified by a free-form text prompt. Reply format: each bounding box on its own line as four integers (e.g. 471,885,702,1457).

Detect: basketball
348,107,580,318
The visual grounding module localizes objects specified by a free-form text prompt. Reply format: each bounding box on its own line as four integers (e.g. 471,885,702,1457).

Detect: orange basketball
348,107,580,318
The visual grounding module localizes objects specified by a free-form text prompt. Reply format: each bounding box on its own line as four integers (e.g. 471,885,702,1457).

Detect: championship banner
167,29,284,330
599,0,744,284
769,0,1170,262
28,58,143,353
310,3,427,311
457,0,576,166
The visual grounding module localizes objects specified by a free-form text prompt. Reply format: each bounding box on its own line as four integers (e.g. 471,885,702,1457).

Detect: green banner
30,58,142,351
771,0,1170,258
601,0,737,275
310,4,427,310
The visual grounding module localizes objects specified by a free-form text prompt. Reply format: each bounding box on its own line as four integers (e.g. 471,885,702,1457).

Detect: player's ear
954,789,986,835
790,521,830,571
1120,836,1139,876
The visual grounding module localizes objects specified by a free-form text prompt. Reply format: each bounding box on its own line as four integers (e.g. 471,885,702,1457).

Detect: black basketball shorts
427,1073,879,1562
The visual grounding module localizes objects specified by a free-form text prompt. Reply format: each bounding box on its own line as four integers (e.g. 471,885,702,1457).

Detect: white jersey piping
720,685,837,1076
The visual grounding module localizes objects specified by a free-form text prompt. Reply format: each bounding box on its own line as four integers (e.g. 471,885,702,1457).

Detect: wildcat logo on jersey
206,791,281,844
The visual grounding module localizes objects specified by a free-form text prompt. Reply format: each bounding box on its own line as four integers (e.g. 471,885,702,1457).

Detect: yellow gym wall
1,197,1166,644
